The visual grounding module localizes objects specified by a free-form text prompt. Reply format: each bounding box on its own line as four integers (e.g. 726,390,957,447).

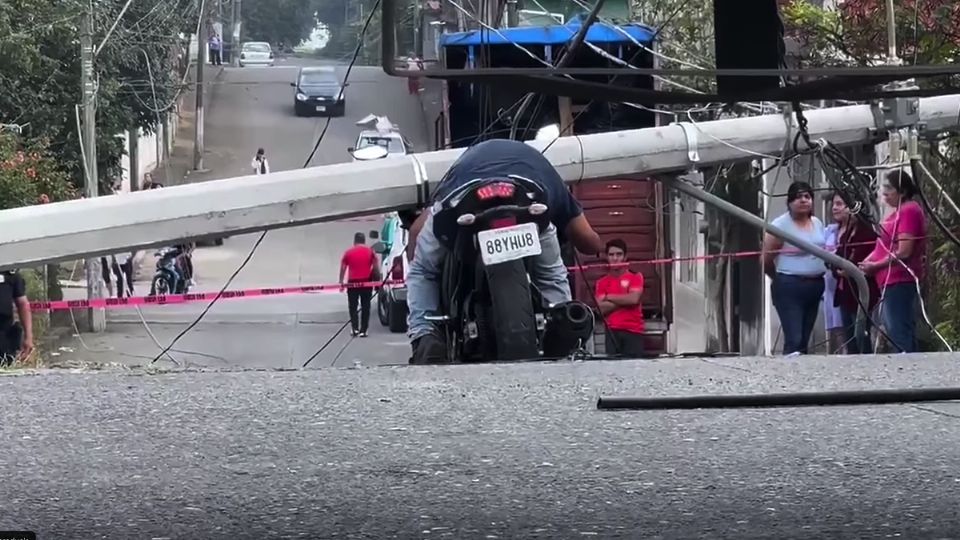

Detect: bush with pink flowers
0,132,77,210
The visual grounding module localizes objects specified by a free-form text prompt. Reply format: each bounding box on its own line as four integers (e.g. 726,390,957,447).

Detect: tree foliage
0,0,196,196
0,132,77,209
781,0,960,66
240,0,325,48
320,0,385,60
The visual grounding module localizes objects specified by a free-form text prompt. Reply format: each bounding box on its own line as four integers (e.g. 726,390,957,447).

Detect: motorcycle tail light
489,217,517,229
476,182,515,200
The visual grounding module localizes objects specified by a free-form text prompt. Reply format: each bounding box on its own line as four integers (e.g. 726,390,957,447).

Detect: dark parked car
290,67,346,117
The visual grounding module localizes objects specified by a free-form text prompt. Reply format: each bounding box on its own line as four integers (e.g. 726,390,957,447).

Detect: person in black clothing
0,270,33,366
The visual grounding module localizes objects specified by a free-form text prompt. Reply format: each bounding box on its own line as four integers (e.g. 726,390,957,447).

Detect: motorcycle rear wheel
484,258,539,361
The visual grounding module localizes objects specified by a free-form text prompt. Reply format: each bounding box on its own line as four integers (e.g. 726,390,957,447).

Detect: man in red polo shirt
339,232,378,337
595,238,645,357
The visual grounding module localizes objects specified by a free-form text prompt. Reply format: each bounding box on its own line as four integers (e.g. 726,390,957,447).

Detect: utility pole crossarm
0,95,958,270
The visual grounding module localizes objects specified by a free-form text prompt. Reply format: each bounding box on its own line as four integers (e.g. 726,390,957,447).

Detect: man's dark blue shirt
430,139,582,244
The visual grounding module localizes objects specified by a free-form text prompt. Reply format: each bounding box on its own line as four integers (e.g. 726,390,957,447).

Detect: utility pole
128,124,139,191
80,9,106,333
231,0,242,67
193,0,209,171
506,0,519,27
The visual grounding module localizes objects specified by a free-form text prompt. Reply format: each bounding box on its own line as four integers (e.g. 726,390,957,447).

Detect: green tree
0,132,77,208
241,0,323,47
0,0,197,193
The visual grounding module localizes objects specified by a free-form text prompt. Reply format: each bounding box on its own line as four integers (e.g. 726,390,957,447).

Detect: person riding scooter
403,139,605,364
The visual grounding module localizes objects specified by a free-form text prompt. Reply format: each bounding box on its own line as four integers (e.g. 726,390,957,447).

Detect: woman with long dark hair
763,181,827,356
858,169,928,353
830,192,880,354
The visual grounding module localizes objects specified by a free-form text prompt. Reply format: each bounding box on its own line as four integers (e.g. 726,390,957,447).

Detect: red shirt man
339,233,378,337
595,239,645,357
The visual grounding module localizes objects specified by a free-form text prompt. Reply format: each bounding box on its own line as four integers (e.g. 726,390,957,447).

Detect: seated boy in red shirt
595,239,645,357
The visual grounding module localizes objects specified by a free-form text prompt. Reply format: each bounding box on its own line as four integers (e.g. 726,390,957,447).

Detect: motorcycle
429,174,595,363
149,246,191,296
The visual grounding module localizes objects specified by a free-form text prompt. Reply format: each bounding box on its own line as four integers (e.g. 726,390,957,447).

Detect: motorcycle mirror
350,146,389,161
371,241,386,253
534,123,561,142
368,230,379,239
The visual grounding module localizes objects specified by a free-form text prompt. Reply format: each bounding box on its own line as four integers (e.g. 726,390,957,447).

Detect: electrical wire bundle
792,105,880,225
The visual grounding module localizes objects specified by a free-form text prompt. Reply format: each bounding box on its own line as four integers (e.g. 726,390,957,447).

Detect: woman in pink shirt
858,170,927,353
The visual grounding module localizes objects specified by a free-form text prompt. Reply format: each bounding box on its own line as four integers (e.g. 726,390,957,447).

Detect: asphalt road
3,353,960,539
55,58,428,370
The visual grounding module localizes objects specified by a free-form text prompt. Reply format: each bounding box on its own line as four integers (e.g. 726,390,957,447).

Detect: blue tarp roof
439,17,656,47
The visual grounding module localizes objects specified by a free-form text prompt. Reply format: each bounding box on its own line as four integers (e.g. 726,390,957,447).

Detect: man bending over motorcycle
404,139,605,364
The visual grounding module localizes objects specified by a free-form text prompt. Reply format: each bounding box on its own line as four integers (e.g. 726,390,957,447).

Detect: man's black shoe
410,334,447,365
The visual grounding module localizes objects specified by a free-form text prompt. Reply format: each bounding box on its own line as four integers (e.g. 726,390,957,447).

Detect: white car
348,115,413,162
349,130,412,162
238,41,275,67
371,213,409,333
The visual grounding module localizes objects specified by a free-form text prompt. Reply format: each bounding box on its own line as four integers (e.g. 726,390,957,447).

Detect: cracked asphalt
2,352,960,539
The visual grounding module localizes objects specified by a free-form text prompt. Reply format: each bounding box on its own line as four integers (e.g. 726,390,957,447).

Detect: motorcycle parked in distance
149,246,191,296
430,174,595,363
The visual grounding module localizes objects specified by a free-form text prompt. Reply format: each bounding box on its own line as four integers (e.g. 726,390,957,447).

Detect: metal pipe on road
0,95,958,269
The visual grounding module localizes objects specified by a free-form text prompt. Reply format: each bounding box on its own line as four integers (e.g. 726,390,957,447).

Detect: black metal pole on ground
596,387,960,410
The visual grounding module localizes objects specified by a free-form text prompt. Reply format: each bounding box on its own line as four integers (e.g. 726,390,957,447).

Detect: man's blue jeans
406,210,572,341
771,273,825,355
879,282,918,353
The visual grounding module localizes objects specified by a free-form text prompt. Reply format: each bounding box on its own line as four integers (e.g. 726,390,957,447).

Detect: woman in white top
822,220,845,353
762,181,827,356
251,148,270,175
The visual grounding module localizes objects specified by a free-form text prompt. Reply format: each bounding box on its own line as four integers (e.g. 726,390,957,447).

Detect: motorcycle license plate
477,222,541,266
316,105,326,111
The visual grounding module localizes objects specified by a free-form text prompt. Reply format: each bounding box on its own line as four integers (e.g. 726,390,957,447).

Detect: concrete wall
669,189,708,353
117,101,181,192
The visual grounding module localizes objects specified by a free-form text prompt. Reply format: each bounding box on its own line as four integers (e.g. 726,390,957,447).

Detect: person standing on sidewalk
0,269,33,366
595,239,646,357
208,34,222,66
339,232,379,338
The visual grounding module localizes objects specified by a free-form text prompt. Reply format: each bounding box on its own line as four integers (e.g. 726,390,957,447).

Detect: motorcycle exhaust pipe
556,301,595,342
542,301,595,358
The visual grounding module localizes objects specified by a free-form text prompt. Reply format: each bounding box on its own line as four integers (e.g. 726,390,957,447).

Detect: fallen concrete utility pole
0,95,957,270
